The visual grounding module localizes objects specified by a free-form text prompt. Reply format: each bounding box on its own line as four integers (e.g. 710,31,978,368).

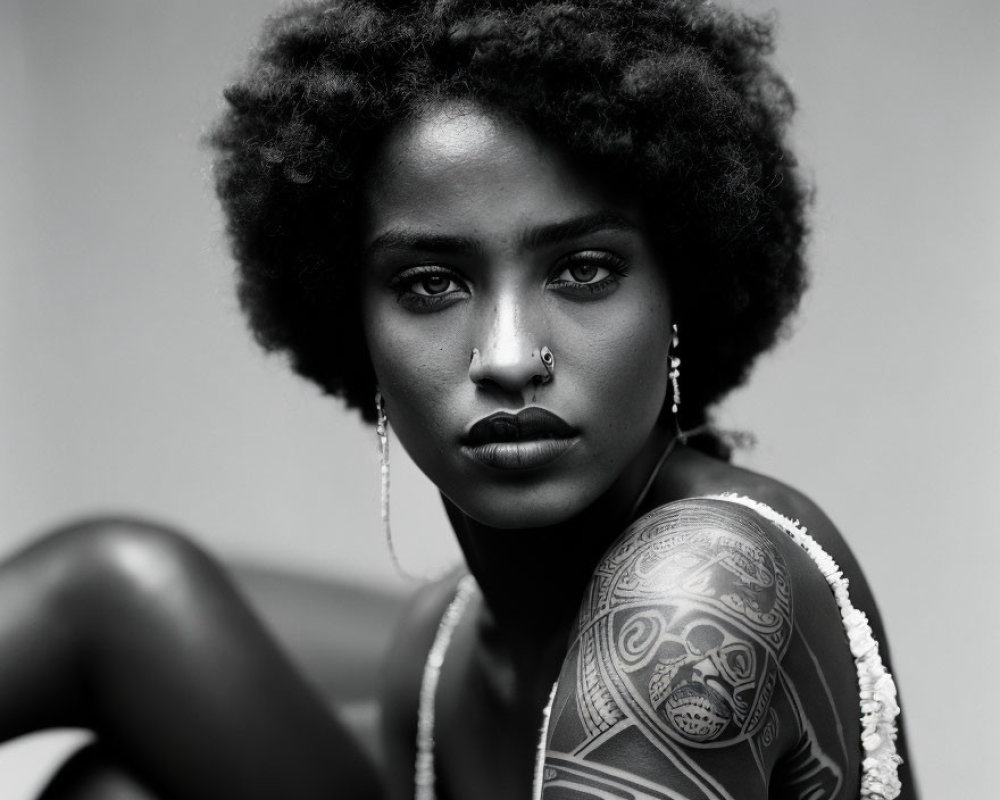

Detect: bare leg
0,518,382,800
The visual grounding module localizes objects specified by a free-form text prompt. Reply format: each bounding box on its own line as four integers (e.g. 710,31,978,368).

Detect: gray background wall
1,0,997,796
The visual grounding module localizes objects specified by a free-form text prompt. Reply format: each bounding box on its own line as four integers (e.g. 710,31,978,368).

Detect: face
605,520,791,745
362,103,673,529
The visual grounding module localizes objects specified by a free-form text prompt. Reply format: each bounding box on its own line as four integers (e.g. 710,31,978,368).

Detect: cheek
365,294,418,385
363,302,459,434
579,307,672,431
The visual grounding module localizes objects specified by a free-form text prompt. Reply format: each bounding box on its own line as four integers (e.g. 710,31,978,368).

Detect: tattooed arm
541,497,858,800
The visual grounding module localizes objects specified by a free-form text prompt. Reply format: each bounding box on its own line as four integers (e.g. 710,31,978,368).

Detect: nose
691,656,722,686
468,294,550,394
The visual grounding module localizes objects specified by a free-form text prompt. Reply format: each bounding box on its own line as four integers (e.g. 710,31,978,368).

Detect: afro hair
209,0,810,442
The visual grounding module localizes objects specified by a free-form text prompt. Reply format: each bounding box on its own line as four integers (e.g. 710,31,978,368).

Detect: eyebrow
365,211,640,257
520,211,640,249
364,230,486,258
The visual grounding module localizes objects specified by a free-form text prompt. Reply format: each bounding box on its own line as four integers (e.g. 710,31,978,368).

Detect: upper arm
540,498,851,799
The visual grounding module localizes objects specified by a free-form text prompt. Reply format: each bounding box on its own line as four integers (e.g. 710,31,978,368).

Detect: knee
37,516,220,620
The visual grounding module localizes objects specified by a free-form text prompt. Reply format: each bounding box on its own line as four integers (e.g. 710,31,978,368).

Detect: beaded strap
415,575,478,800
532,682,559,800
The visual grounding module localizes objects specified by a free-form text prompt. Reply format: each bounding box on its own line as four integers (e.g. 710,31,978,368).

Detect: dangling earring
669,323,681,426
375,390,406,577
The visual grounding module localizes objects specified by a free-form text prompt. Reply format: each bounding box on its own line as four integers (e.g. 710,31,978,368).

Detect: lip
462,408,579,470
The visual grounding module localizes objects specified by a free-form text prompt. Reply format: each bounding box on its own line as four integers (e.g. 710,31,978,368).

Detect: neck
444,497,610,639
442,423,679,644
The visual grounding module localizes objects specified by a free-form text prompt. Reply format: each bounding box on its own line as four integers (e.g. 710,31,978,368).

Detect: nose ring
538,346,555,384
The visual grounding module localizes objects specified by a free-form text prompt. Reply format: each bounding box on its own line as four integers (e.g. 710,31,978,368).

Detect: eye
388,266,468,311
411,274,460,296
549,250,629,298
559,260,606,284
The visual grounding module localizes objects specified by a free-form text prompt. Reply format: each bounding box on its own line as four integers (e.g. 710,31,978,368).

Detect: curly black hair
209,0,809,438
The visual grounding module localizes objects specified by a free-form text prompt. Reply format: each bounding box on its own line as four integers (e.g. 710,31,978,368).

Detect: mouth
661,685,732,742
462,408,579,470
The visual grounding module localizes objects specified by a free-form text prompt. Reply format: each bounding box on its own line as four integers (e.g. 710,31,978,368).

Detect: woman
0,0,914,798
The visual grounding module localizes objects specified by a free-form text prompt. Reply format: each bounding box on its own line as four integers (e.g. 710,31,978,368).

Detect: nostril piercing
539,345,555,383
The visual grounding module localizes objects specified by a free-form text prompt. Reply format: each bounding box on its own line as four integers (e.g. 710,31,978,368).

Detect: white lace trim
707,493,902,800
532,682,559,800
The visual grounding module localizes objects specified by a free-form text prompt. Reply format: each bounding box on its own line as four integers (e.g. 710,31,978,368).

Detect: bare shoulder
380,569,466,800
541,497,859,799
676,450,898,672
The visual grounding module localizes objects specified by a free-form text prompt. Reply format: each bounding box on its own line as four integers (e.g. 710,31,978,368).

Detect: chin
456,489,589,530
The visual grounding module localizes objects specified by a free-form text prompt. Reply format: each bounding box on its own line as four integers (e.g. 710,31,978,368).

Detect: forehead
381,104,515,169
364,103,635,242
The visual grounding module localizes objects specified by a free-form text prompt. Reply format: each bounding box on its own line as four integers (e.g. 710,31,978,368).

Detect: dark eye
412,274,459,296
549,251,629,298
388,266,469,312
557,260,608,285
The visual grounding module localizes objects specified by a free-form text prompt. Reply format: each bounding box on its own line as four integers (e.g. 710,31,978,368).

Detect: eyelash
388,250,630,311
388,266,469,311
548,251,629,297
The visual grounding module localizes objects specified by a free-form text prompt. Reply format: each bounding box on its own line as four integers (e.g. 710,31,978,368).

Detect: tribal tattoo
541,498,845,799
